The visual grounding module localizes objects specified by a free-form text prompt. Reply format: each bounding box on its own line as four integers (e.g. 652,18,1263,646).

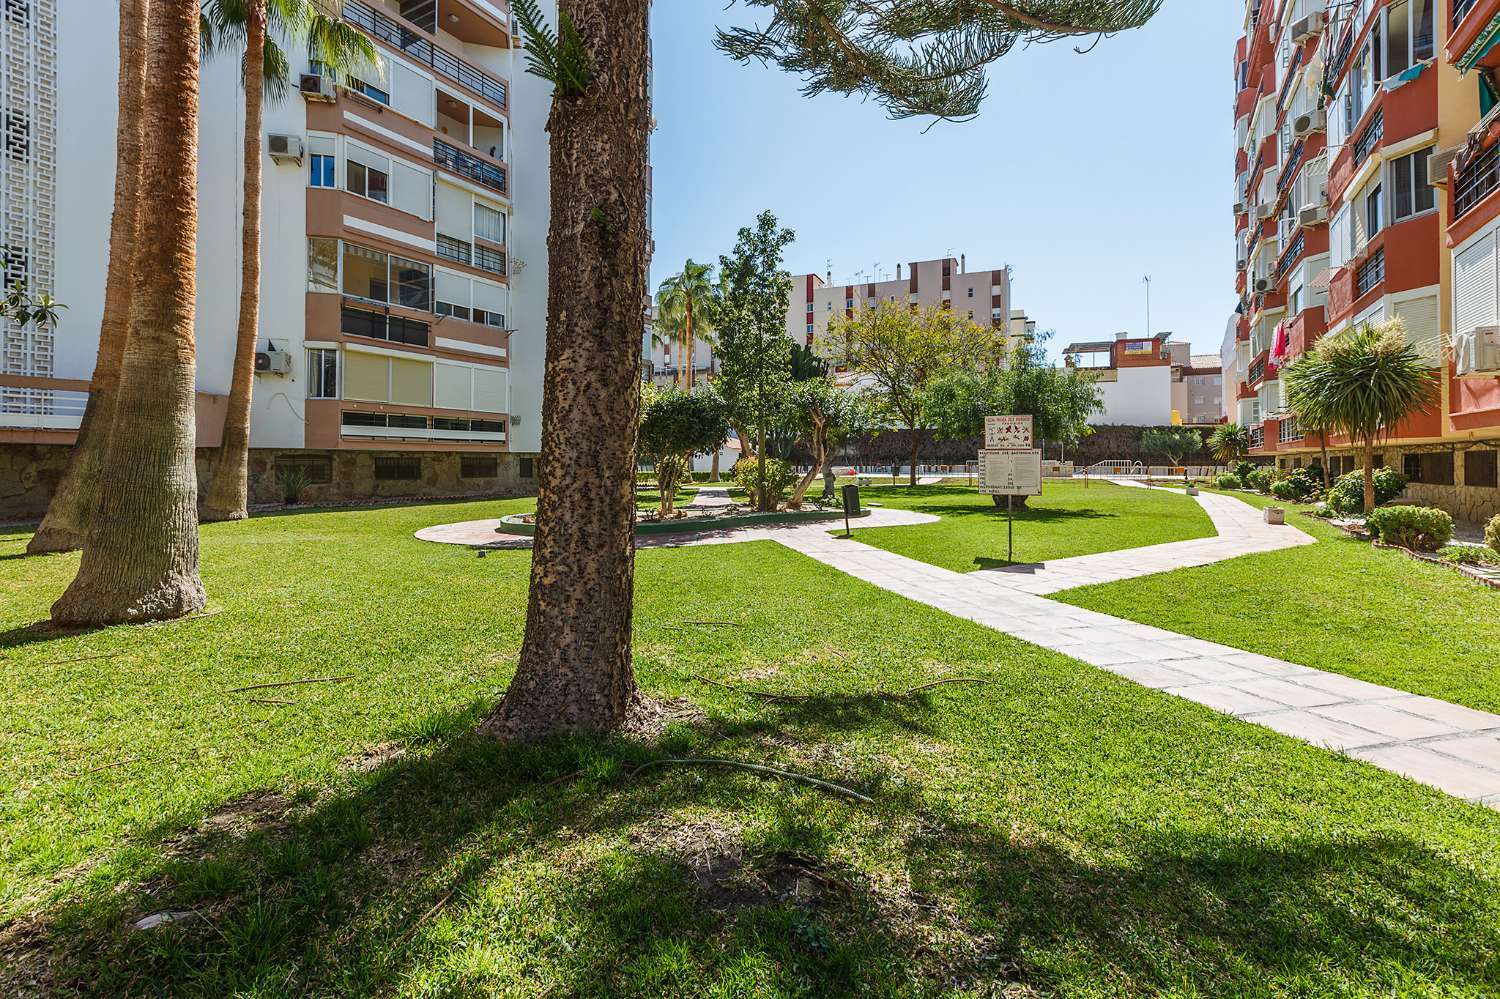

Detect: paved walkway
415,485,1500,808
688,486,733,509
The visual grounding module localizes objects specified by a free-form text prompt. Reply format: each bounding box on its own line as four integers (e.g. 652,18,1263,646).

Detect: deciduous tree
1140,427,1203,467
638,386,730,517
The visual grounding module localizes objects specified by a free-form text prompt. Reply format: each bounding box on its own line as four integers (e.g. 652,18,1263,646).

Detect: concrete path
688,486,733,509
414,487,1500,808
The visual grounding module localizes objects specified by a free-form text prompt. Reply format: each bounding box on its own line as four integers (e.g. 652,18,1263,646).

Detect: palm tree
1207,423,1249,465
25,0,149,556
199,0,375,523
655,260,719,390
1284,318,1438,513
52,0,208,624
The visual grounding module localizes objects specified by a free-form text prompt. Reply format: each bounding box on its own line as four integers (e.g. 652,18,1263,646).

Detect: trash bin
841,484,861,517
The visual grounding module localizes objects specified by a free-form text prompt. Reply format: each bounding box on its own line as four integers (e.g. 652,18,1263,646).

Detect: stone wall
1389,445,1500,529
1,445,539,523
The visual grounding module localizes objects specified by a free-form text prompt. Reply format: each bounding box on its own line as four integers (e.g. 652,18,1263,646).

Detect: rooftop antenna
1143,274,1152,337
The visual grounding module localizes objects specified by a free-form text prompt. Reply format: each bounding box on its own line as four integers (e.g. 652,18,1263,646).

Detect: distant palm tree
655,260,719,390
1284,319,1437,513
1207,423,1249,465
199,0,375,522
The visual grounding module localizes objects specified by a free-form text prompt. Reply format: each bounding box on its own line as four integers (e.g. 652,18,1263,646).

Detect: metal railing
1356,249,1385,298
474,243,506,276
1249,425,1265,449
1353,108,1384,164
1454,0,1480,29
1276,229,1305,281
0,387,88,429
342,0,507,109
1280,417,1302,443
433,137,506,194
1455,141,1500,218
436,233,472,267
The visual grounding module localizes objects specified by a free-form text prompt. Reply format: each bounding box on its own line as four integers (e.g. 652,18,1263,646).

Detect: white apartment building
2,0,563,516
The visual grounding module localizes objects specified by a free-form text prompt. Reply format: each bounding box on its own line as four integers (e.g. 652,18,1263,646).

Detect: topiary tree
1284,319,1437,513
637,386,730,518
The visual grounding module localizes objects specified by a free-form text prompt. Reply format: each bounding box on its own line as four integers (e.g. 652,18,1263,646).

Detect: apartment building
1233,0,1500,525
0,0,566,516
1061,334,1222,426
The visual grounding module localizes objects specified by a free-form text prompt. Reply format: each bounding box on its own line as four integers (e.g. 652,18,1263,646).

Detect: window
474,308,506,328
435,417,504,432
274,455,332,485
1357,249,1385,297
343,411,427,430
392,256,431,310
806,302,814,313
474,203,505,244
1383,0,1433,78
806,323,814,334
519,456,536,479
341,243,432,311
1366,183,1383,238
1389,147,1435,221
1403,450,1454,484
1465,448,1498,487
309,153,335,188
308,237,338,292
307,349,338,399
374,456,422,481
966,287,974,298
341,305,430,346
437,301,472,321
346,159,389,203
349,78,390,105
461,455,499,478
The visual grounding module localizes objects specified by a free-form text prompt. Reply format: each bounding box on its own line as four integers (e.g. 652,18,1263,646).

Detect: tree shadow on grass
0,619,106,652
6,693,1499,997
888,503,1118,524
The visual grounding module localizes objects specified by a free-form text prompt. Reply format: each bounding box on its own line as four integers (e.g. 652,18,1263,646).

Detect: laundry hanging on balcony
1271,321,1289,363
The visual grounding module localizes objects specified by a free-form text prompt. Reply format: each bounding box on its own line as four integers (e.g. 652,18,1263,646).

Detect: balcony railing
0,387,88,429
433,137,506,194
1455,141,1500,218
1249,425,1266,449
437,234,507,276
1276,230,1305,281
1356,249,1385,298
343,0,507,109
341,410,506,443
1279,417,1302,443
1353,109,1384,164
474,243,506,276
341,302,430,346
1249,355,1268,385
1454,0,1480,28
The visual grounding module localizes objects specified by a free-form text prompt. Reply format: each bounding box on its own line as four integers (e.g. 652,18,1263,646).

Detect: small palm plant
1206,423,1249,465
1283,318,1437,513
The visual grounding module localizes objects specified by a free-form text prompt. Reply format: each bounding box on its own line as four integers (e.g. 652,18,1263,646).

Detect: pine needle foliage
715,0,1163,120
514,0,594,97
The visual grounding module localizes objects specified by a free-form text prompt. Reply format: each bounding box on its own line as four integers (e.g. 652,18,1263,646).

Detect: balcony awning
1309,266,1332,291
1458,12,1500,74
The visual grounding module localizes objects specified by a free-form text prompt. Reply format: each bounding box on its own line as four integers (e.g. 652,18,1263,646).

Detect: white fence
0,388,88,430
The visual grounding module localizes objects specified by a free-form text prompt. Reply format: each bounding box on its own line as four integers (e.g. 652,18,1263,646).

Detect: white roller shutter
473,365,507,413
1394,295,1442,365
436,270,472,309
345,140,389,173
391,160,433,220
1454,230,1498,336
1329,205,1349,271
435,362,474,410
435,182,472,239
472,279,507,318
390,60,435,126
308,133,336,157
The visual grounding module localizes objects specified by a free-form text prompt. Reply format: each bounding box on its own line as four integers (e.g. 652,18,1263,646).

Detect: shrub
1214,473,1243,490
1245,467,1275,493
1365,505,1454,552
1438,545,1500,566
1234,460,1256,480
1326,467,1408,514
1275,467,1321,500
276,466,311,505
734,456,791,508
1487,513,1500,554
1269,479,1298,500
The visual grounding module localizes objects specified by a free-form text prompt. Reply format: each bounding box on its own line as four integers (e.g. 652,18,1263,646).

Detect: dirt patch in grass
341,741,407,775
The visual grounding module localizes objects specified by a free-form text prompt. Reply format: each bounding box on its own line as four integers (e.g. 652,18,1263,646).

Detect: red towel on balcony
1271,321,1289,362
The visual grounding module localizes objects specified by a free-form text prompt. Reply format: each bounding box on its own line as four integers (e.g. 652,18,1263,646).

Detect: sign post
978,415,1042,565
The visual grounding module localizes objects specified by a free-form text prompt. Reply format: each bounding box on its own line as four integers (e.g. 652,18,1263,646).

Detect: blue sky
648,0,1244,359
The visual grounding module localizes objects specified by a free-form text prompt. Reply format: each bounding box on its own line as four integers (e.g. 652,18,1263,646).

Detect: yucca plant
1283,319,1437,513
1207,422,1249,464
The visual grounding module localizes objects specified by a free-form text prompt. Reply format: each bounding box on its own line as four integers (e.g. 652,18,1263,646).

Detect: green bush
1437,545,1500,566
1327,467,1407,514
1269,478,1298,500
1275,467,1321,500
1366,505,1454,552
1214,473,1243,490
1245,468,1275,493
1234,460,1256,480
1487,513,1500,554
733,456,792,508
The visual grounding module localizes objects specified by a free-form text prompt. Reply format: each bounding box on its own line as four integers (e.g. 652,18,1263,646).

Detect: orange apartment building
1234,0,1500,526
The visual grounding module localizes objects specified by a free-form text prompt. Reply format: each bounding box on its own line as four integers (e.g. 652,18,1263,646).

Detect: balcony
1355,249,1385,298
433,137,506,195
437,233,507,276
1353,108,1384,165
343,0,507,110
1455,141,1500,219
1279,416,1303,443
1249,424,1266,450
341,302,431,346
1248,351,1269,386
341,409,506,443
1454,0,1482,29
0,381,88,431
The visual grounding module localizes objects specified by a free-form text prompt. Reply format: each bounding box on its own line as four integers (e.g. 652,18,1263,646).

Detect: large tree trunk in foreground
481,0,650,739
26,0,150,555
52,0,206,625
202,0,265,523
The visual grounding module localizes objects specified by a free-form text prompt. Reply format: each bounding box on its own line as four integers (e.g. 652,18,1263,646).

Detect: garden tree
25,0,148,556
51,0,209,624
1284,318,1437,513
199,0,374,522
835,302,1004,486
1206,422,1249,465
789,341,827,381
654,259,720,390
489,0,1160,739
637,386,730,517
1,285,64,333
716,211,796,512
1140,426,1203,467
786,379,875,508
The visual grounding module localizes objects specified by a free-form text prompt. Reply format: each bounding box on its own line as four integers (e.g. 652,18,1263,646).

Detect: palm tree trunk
480,0,650,739
25,0,150,556
1319,433,1330,489
202,0,265,523
52,0,207,625
1361,438,1376,514
684,295,695,390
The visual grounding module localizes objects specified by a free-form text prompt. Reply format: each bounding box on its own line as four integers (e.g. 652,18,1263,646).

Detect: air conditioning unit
1428,146,1460,183
1293,108,1325,138
267,133,304,165
1255,277,1271,293
1291,11,1325,42
1234,199,1246,215
254,345,293,375
1454,326,1500,377
1298,203,1328,227
1236,253,1249,269
299,73,335,102
1257,202,1277,221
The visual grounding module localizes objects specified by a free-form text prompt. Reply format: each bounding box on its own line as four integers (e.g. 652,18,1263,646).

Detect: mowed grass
1,502,1499,996
846,481,1216,572
1056,488,1500,715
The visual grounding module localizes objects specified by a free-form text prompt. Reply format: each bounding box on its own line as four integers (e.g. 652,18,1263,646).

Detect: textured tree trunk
1319,434,1330,489
709,448,720,482
51,0,206,625
25,0,150,556
481,0,650,739
684,296,695,390
788,419,826,509
756,425,771,511
1361,438,1376,514
202,0,265,523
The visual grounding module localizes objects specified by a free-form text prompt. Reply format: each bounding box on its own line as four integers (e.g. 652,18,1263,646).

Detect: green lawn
3,502,1500,997
1056,488,1500,715
846,481,1216,572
